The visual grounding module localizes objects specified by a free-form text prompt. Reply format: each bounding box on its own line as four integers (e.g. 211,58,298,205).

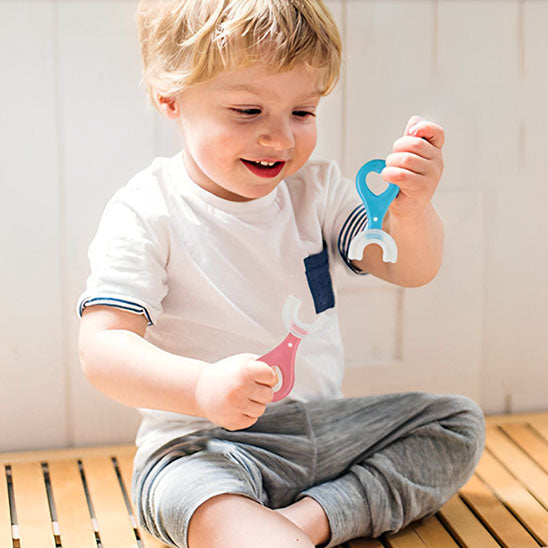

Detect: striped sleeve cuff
78,296,153,325
337,204,369,275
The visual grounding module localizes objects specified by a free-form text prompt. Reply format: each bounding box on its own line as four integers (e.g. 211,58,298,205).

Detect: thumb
250,360,278,387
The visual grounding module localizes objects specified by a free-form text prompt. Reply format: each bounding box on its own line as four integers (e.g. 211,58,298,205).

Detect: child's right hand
194,353,278,431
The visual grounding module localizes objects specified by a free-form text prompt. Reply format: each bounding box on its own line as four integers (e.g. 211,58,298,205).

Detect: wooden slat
116,451,169,548
348,538,385,547
501,423,548,473
460,473,538,547
47,459,97,548
0,444,136,465
384,526,428,547
475,450,548,545
413,515,459,547
10,461,56,548
0,465,13,547
486,426,548,508
485,412,548,426
438,494,500,547
81,455,138,548
529,415,548,442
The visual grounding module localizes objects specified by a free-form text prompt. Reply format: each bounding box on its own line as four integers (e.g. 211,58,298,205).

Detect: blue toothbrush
348,159,400,263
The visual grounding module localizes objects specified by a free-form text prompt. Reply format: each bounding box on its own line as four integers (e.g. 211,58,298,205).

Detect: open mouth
241,159,285,178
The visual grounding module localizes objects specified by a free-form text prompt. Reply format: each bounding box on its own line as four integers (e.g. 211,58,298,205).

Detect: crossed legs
188,494,329,548
136,393,484,548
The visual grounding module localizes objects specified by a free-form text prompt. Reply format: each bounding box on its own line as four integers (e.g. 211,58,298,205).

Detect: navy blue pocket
304,241,335,314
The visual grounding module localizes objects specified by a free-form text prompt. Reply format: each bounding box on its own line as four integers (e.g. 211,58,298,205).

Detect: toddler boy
78,1,484,547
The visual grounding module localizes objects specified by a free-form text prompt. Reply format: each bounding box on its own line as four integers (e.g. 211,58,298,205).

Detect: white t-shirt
78,152,367,457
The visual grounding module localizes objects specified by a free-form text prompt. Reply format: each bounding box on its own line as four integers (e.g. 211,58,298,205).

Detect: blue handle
356,159,399,230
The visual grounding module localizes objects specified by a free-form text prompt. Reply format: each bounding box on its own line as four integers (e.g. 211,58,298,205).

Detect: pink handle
259,332,302,402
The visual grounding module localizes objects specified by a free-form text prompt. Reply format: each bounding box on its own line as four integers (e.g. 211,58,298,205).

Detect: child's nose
257,119,295,151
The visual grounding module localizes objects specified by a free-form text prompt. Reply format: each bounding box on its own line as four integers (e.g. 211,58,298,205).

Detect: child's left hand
382,115,445,220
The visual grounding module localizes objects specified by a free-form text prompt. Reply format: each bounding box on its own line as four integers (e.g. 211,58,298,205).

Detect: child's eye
293,110,316,118
232,108,262,116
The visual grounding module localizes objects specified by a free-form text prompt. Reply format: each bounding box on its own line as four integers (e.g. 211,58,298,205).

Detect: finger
249,383,274,405
249,360,278,387
407,121,445,149
242,400,267,419
392,135,438,160
404,115,425,135
382,166,425,188
385,152,430,176
225,415,258,431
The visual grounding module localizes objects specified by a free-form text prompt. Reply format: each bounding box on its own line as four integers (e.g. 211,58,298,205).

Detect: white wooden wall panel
505,1,548,412
340,0,547,412
58,0,159,446
341,188,485,402
489,1,548,413
435,0,547,413
312,2,345,167
0,1,67,451
343,0,437,173
436,0,521,413
0,0,546,451
338,0,484,398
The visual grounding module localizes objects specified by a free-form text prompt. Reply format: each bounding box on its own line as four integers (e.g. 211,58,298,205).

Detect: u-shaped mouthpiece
348,229,398,263
282,295,330,336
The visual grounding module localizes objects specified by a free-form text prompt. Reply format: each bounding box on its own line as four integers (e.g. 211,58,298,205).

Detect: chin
240,188,274,201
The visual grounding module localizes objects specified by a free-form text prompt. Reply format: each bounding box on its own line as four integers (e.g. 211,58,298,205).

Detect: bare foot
276,497,331,546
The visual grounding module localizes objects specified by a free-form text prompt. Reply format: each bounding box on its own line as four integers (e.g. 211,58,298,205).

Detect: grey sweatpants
132,393,485,547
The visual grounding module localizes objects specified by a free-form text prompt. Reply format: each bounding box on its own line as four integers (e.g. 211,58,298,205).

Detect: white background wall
1,0,546,452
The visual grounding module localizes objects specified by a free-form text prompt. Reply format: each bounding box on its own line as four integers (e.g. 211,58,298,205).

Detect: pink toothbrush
259,295,330,402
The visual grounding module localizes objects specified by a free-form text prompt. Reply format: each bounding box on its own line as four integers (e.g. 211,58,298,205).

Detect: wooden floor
0,412,547,548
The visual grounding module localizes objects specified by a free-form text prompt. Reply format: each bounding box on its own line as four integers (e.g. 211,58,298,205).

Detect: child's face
170,63,322,201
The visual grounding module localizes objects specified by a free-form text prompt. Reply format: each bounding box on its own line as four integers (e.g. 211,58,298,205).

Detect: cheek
308,126,318,150
203,123,252,155
191,127,231,162
186,114,231,145
184,132,226,177
297,124,317,155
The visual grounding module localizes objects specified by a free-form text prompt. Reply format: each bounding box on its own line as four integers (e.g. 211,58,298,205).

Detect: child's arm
353,116,445,287
79,306,277,431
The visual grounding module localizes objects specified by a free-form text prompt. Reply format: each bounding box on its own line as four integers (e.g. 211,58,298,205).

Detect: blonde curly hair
136,0,342,110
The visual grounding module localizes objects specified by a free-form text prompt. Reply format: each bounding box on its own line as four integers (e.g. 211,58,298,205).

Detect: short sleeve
77,184,170,325
321,161,368,275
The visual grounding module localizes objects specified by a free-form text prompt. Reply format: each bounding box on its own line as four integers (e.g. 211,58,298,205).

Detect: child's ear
157,95,180,120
